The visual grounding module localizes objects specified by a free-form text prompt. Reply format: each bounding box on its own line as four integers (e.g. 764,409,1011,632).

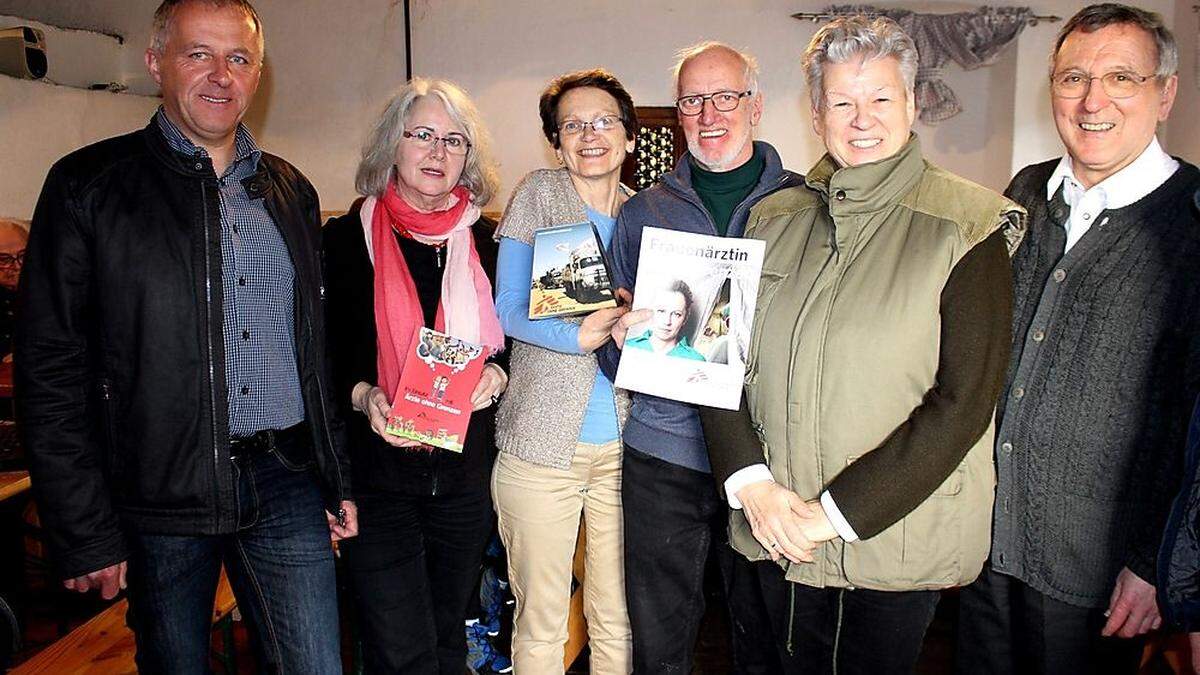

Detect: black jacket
1159,192,1200,630
16,122,351,580
323,207,503,497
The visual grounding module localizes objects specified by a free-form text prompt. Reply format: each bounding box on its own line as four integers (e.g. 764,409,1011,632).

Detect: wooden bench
12,569,238,674
0,471,30,503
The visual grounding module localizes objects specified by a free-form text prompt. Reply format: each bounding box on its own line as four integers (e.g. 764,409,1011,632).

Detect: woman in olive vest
701,16,1024,674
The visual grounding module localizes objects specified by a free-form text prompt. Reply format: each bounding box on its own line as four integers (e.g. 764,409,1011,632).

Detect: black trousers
955,563,1145,675
622,445,780,674
341,485,493,674
756,560,939,675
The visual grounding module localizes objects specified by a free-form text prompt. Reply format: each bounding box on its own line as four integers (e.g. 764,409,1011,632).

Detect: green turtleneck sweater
689,146,765,236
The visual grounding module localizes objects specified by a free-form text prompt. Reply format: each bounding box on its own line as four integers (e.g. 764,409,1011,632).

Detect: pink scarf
371,183,504,400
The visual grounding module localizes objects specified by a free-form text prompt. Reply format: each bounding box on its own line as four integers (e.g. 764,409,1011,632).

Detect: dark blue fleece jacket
599,141,801,472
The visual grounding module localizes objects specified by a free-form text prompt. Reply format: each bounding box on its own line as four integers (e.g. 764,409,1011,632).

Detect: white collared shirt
1046,137,1178,252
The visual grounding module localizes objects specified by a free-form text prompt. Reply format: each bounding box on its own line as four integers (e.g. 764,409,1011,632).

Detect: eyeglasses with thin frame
1050,70,1156,99
0,250,24,269
676,90,753,116
557,114,624,137
402,127,471,155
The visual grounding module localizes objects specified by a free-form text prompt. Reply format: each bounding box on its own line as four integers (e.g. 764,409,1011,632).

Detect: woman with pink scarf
322,78,508,674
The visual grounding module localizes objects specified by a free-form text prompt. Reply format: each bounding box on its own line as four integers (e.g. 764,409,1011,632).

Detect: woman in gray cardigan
491,69,636,673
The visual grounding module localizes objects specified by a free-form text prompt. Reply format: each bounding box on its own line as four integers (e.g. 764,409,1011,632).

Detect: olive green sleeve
826,228,1013,539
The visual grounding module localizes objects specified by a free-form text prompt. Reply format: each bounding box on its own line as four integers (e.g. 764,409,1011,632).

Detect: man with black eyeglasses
0,220,26,360
955,4,1200,674
599,41,800,673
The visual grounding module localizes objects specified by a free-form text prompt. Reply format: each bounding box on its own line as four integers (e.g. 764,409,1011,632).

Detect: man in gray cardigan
598,41,800,672
955,5,1200,674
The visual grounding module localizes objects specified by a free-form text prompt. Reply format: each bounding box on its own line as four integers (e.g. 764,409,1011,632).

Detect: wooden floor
6,553,1194,674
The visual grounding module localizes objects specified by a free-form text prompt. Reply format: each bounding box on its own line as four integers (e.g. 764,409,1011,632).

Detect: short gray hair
1052,3,1177,79
802,16,918,110
355,78,500,205
150,0,264,55
671,41,760,97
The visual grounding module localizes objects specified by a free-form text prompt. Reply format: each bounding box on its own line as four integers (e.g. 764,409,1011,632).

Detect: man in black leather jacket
15,1,354,671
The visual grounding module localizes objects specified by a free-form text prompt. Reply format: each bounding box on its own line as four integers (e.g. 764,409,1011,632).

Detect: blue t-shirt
495,206,620,444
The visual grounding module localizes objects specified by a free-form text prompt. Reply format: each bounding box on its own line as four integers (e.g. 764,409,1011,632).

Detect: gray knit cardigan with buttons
494,168,631,469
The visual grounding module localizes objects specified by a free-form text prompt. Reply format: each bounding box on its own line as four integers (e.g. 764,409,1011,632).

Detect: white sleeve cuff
724,464,775,509
820,491,859,543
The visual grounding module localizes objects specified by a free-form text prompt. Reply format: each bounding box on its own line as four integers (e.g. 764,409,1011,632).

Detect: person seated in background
0,219,28,361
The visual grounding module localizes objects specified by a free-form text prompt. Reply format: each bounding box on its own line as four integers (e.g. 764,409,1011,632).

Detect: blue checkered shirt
156,110,305,437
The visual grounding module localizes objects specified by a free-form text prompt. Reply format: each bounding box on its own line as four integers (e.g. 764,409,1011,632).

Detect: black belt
229,423,307,459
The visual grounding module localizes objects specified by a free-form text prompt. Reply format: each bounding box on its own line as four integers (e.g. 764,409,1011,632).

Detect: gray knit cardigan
493,168,632,469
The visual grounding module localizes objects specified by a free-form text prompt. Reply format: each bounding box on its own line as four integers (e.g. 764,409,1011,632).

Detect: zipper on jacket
200,171,224,525
99,381,119,472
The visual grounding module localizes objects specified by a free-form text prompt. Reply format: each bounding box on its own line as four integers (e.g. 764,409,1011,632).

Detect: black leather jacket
16,121,351,579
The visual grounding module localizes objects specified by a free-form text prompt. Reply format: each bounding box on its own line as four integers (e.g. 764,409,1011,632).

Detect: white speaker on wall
0,26,47,80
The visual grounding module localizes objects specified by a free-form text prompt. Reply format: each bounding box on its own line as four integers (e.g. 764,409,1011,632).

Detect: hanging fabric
828,5,1033,123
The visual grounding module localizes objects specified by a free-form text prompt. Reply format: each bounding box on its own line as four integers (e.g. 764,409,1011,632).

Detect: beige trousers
492,441,632,674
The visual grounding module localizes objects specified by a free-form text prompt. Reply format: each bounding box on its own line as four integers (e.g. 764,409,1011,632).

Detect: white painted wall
0,77,159,219
3,0,1195,219
0,0,407,219
412,0,1190,205
0,14,124,89
1166,0,1200,161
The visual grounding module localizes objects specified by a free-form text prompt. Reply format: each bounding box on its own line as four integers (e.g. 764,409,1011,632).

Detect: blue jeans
124,444,341,675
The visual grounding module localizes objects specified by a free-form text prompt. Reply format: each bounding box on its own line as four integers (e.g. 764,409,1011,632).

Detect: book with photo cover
614,227,765,410
528,221,618,319
385,327,486,452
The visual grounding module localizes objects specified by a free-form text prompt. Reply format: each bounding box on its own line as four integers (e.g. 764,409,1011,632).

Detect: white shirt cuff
724,464,775,509
821,490,859,543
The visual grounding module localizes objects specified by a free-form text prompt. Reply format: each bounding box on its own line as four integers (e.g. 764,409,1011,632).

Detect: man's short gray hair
355,78,500,205
802,16,919,110
150,0,264,55
671,41,760,97
1052,3,1177,79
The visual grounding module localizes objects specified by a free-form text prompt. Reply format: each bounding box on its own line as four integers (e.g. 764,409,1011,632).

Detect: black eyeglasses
0,251,24,269
675,90,753,116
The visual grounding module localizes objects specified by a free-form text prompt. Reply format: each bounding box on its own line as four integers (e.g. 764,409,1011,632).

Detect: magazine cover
614,227,765,410
385,327,486,452
529,221,618,319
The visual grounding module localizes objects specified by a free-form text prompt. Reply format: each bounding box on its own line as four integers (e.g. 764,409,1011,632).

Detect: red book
385,327,485,452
